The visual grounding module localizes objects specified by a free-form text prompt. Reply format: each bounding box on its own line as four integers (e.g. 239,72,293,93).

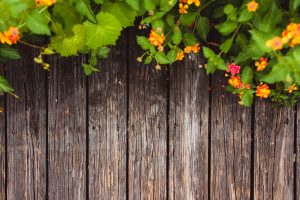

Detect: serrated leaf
261,63,288,83
155,51,170,64
215,21,237,36
102,1,137,27
179,12,197,25
26,10,50,35
97,46,110,58
137,36,152,50
51,24,86,56
125,0,140,11
202,47,216,59
82,63,99,76
220,39,233,53
241,66,253,84
84,12,122,49
183,33,197,46
0,76,14,93
195,17,210,41
238,8,253,22
75,0,96,23
0,45,20,60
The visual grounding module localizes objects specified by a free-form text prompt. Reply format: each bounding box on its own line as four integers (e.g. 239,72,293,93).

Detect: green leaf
167,49,177,63
261,63,288,83
155,51,170,64
195,17,210,41
202,47,216,59
97,46,110,58
183,33,197,46
160,0,177,12
238,8,253,22
125,0,140,11
205,59,217,74
152,19,165,33
51,24,86,56
172,27,182,45
224,4,234,15
102,1,137,28
249,30,276,52
94,0,104,4
0,76,14,93
75,0,96,23
220,39,233,53
0,45,20,60
144,56,152,64
242,89,255,107
137,36,152,50
290,0,300,11
166,14,175,26
84,12,122,49
215,21,237,36
241,66,253,84
179,12,197,25
82,63,99,76
144,0,156,11
26,10,51,35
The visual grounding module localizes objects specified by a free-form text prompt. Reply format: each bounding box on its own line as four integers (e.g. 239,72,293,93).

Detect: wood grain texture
169,55,209,200
211,73,251,200
254,102,294,200
48,55,86,200
0,65,6,199
128,28,168,200
297,105,300,200
88,33,127,200
6,45,47,200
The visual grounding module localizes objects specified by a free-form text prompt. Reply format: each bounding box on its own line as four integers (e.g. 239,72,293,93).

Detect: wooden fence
0,28,298,200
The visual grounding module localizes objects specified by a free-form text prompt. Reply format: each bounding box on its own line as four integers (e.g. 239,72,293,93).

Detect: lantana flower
35,0,56,6
0,27,20,45
148,30,165,47
286,84,298,93
255,57,268,71
184,43,200,53
247,1,259,12
227,63,240,75
266,37,283,50
176,51,185,61
256,84,270,99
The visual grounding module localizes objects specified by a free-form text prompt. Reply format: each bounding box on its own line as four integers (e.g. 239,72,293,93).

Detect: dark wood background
0,28,298,200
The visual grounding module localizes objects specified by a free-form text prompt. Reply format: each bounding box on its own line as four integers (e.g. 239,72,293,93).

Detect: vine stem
19,40,44,49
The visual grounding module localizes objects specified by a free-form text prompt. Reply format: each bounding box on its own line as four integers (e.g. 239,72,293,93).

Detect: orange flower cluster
35,0,56,6
148,30,165,47
228,75,251,89
256,84,270,99
255,57,268,71
247,1,259,12
179,0,201,14
286,84,298,93
266,23,300,50
176,43,201,61
0,27,20,45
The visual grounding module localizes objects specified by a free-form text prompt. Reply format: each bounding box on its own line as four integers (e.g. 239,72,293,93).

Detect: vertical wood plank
128,28,168,200
0,66,6,199
210,73,252,200
48,56,86,200
88,34,127,199
168,56,209,199
254,102,294,200
6,45,47,199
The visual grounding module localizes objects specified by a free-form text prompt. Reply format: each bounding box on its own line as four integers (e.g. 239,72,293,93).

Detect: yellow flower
35,0,56,6
247,1,259,12
179,3,189,14
255,57,268,71
148,30,165,47
228,76,242,88
184,43,200,53
0,27,20,45
176,51,185,61
256,84,270,99
266,36,283,50
286,84,298,93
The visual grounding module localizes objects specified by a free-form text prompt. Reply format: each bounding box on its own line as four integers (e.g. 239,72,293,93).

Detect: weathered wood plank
48,55,86,200
6,45,47,199
254,102,294,200
88,34,127,199
211,73,252,200
0,66,6,199
128,28,168,200
297,105,300,200
168,55,209,199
